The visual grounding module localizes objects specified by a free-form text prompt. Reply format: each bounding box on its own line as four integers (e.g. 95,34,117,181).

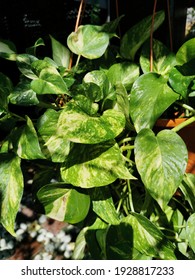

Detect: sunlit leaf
50,35,70,68
67,25,110,59
135,128,188,209
61,141,134,188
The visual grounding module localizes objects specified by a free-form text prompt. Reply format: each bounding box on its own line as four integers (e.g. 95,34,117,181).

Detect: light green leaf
0,154,24,236
37,109,70,162
50,35,70,68
37,183,90,223
179,174,195,211
140,39,176,75
91,187,119,225
176,38,195,64
61,141,134,188
56,102,125,144
67,25,110,59
31,66,68,94
186,213,195,253
135,129,188,209
129,73,178,132
13,116,45,159
107,62,140,91
26,38,45,56
120,11,165,61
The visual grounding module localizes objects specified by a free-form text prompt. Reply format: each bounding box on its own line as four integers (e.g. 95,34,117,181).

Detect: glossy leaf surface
176,38,195,64
135,129,188,209
50,35,70,68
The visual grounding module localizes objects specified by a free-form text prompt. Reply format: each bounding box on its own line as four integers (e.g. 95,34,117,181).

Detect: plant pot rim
155,118,195,128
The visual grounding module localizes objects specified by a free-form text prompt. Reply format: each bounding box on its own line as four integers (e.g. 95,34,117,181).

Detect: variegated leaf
135,128,188,209
37,183,90,223
61,141,134,188
0,154,24,236
56,102,125,144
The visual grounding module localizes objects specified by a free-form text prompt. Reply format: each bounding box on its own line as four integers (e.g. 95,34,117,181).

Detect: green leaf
16,54,38,79
37,183,90,223
13,116,45,160
0,73,13,114
31,66,68,94
169,66,195,99
56,102,125,144
9,79,39,106
0,39,17,60
176,38,195,64
140,39,176,75
122,213,176,259
83,70,109,100
37,109,70,162
90,187,119,225
135,129,188,209
107,62,139,91
50,35,70,68
61,141,134,188
0,154,24,236
120,11,165,61
26,38,45,56
129,73,178,132
179,174,195,212
186,213,195,253
67,25,110,59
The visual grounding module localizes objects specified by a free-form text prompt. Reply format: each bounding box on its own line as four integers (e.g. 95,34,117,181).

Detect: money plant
0,10,195,259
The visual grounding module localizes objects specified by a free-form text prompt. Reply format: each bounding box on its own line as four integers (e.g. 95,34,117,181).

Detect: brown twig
150,0,158,72
115,0,121,37
167,0,173,51
68,0,86,70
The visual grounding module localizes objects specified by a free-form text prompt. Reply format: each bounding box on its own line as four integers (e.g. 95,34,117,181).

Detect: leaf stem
127,179,135,212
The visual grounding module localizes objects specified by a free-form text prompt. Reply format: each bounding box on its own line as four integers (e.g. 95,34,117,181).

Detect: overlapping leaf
129,73,178,132
37,183,90,223
61,141,134,188
134,128,188,209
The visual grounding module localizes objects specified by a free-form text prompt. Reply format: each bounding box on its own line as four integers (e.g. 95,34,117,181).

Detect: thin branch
150,0,158,72
167,0,173,51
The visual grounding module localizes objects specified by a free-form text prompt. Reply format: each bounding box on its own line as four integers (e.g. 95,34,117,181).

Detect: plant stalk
172,116,195,132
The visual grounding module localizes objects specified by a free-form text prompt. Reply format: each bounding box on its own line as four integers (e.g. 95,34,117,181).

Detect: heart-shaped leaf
129,73,178,132
61,141,134,188
67,25,110,59
37,183,90,223
135,128,188,209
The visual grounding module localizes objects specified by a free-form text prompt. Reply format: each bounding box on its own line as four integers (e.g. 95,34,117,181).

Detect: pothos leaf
0,154,24,236
37,183,90,223
135,128,188,209
61,141,134,188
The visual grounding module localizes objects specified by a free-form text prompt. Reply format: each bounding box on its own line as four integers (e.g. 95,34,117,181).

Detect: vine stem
172,116,195,132
127,179,135,212
150,0,158,72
